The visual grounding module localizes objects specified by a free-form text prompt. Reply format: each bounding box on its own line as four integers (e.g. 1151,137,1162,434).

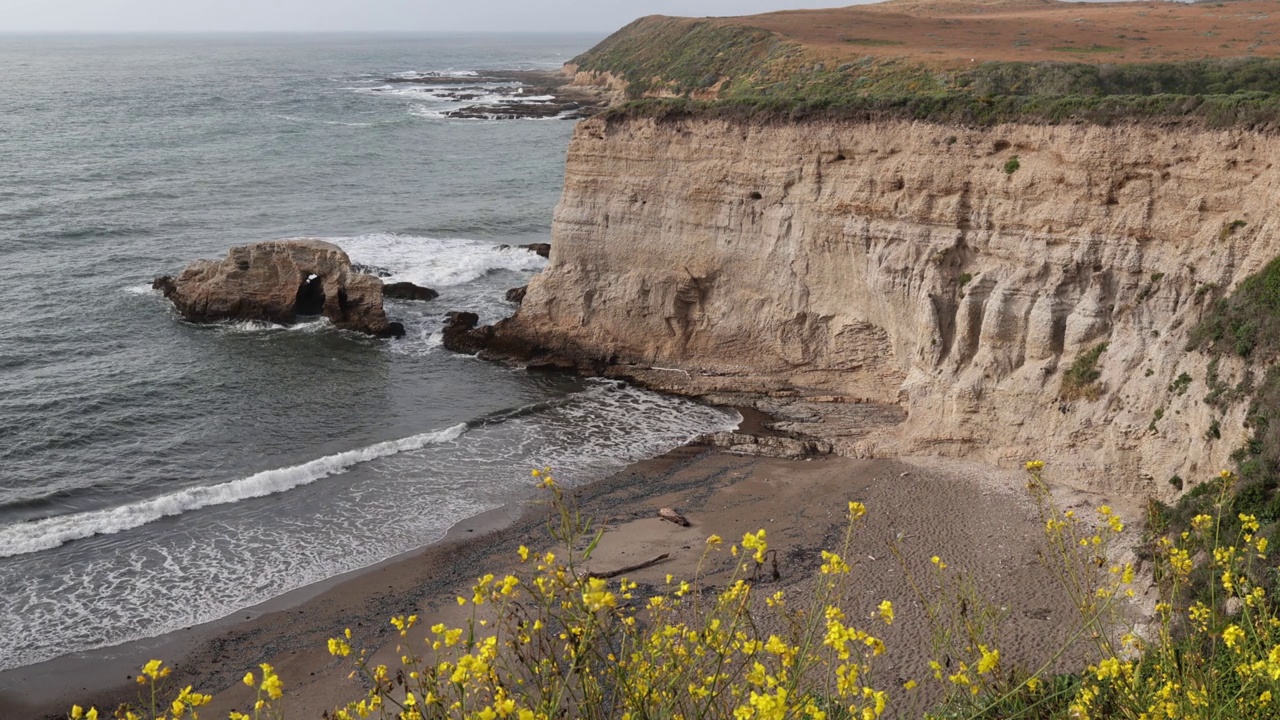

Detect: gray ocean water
0,34,739,672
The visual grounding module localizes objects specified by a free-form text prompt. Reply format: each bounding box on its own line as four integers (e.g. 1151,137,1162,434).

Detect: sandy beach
0,440,1148,720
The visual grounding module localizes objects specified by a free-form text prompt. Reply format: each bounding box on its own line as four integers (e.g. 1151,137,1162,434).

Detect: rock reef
154,239,405,337
382,282,438,302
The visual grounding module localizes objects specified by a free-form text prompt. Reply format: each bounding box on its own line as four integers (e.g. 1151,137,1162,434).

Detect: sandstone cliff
498,116,1278,497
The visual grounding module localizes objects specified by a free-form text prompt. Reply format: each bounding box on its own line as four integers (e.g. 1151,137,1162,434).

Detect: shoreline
0,436,736,718
1,431,1151,719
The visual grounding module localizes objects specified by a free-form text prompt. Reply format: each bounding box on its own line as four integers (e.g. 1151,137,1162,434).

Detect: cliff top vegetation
572,0,1280,126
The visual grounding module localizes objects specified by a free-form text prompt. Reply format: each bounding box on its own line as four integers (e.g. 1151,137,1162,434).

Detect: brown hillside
709,0,1280,65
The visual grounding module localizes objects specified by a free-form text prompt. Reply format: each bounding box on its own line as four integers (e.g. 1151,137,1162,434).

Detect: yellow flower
581,577,617,611
877,600,894,625
848,501,867,520
706,534,723,546
328,637,351,657
258,663,283,699
977,645,1000,674
1223,624,1246,649
140,659,170,681
517,545,529,562
741,529,768,563
820,550,850,574
70,706,84,719
243,671,255,687
1025,460,1045,471
1095,657,1122,680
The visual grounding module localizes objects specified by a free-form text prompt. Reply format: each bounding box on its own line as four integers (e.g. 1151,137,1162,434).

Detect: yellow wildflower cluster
73,659,216,720
322,470,898,720
69,464,1280,720
1044,468,1280,720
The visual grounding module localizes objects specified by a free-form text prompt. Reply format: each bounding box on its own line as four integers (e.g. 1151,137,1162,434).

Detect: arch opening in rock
295,273,326,316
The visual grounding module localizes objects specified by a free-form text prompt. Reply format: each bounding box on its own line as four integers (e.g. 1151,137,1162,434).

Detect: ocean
0,33,740,672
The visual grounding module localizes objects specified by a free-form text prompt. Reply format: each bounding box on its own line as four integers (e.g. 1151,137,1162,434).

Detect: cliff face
503,116,1280,496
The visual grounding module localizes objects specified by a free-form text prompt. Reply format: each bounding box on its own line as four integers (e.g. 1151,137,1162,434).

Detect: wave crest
0,423,467,559
329,233,547,288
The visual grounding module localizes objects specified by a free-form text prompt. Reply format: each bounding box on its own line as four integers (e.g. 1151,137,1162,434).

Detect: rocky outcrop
155,239,404,337
521,243,551,259
382,282,439,302
479,115,1280,497
497,243,551,258
694,431,833,459
505,286,528,304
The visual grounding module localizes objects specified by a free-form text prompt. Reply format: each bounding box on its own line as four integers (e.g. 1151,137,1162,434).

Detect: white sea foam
0,423,467,559
221,318,329,333
332,233,547,288
392,70,479,79
122,284,157,295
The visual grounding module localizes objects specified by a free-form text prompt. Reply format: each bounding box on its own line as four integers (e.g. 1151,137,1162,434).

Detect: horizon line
0,28,614,36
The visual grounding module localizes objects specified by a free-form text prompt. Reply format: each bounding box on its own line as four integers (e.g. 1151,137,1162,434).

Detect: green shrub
1060,343,1108,401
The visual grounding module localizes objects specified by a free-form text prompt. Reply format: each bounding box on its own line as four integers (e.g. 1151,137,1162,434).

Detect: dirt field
715,0,1280,66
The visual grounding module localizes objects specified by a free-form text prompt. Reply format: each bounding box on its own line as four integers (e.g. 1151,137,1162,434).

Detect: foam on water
392,70,479,79
353,72,559,121
334,232,547,288
0,424,469,559
218,318,330,334
0,384,740,671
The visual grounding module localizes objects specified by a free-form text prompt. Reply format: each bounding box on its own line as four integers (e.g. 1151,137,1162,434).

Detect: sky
3,1,875,33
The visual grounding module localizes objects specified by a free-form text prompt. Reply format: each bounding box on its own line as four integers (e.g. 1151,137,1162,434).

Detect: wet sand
0,448,1145,719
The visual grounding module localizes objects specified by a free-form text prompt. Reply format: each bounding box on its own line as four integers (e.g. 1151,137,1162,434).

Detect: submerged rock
439,309,600,373
382,281,439,301
154,239,405,338
520,243,551,259
352,263,393,278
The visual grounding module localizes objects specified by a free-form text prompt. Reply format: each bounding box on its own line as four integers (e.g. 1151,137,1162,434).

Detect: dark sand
0,448,1146,719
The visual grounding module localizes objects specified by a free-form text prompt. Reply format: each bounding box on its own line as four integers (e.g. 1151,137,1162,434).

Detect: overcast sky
3,1,875,33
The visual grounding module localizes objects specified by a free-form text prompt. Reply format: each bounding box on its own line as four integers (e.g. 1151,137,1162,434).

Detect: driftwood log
659,507,690,526
581,553,671,580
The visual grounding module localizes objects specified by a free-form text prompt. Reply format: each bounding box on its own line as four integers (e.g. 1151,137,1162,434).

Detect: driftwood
581,553,671,580
659,507,690,526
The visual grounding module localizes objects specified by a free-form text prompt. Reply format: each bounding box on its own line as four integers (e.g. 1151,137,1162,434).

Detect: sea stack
153,239,405,337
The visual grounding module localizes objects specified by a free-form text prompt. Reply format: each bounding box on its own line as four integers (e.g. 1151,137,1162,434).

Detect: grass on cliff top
572,17,778,99
575,15,1280,126
600,91,1280,129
